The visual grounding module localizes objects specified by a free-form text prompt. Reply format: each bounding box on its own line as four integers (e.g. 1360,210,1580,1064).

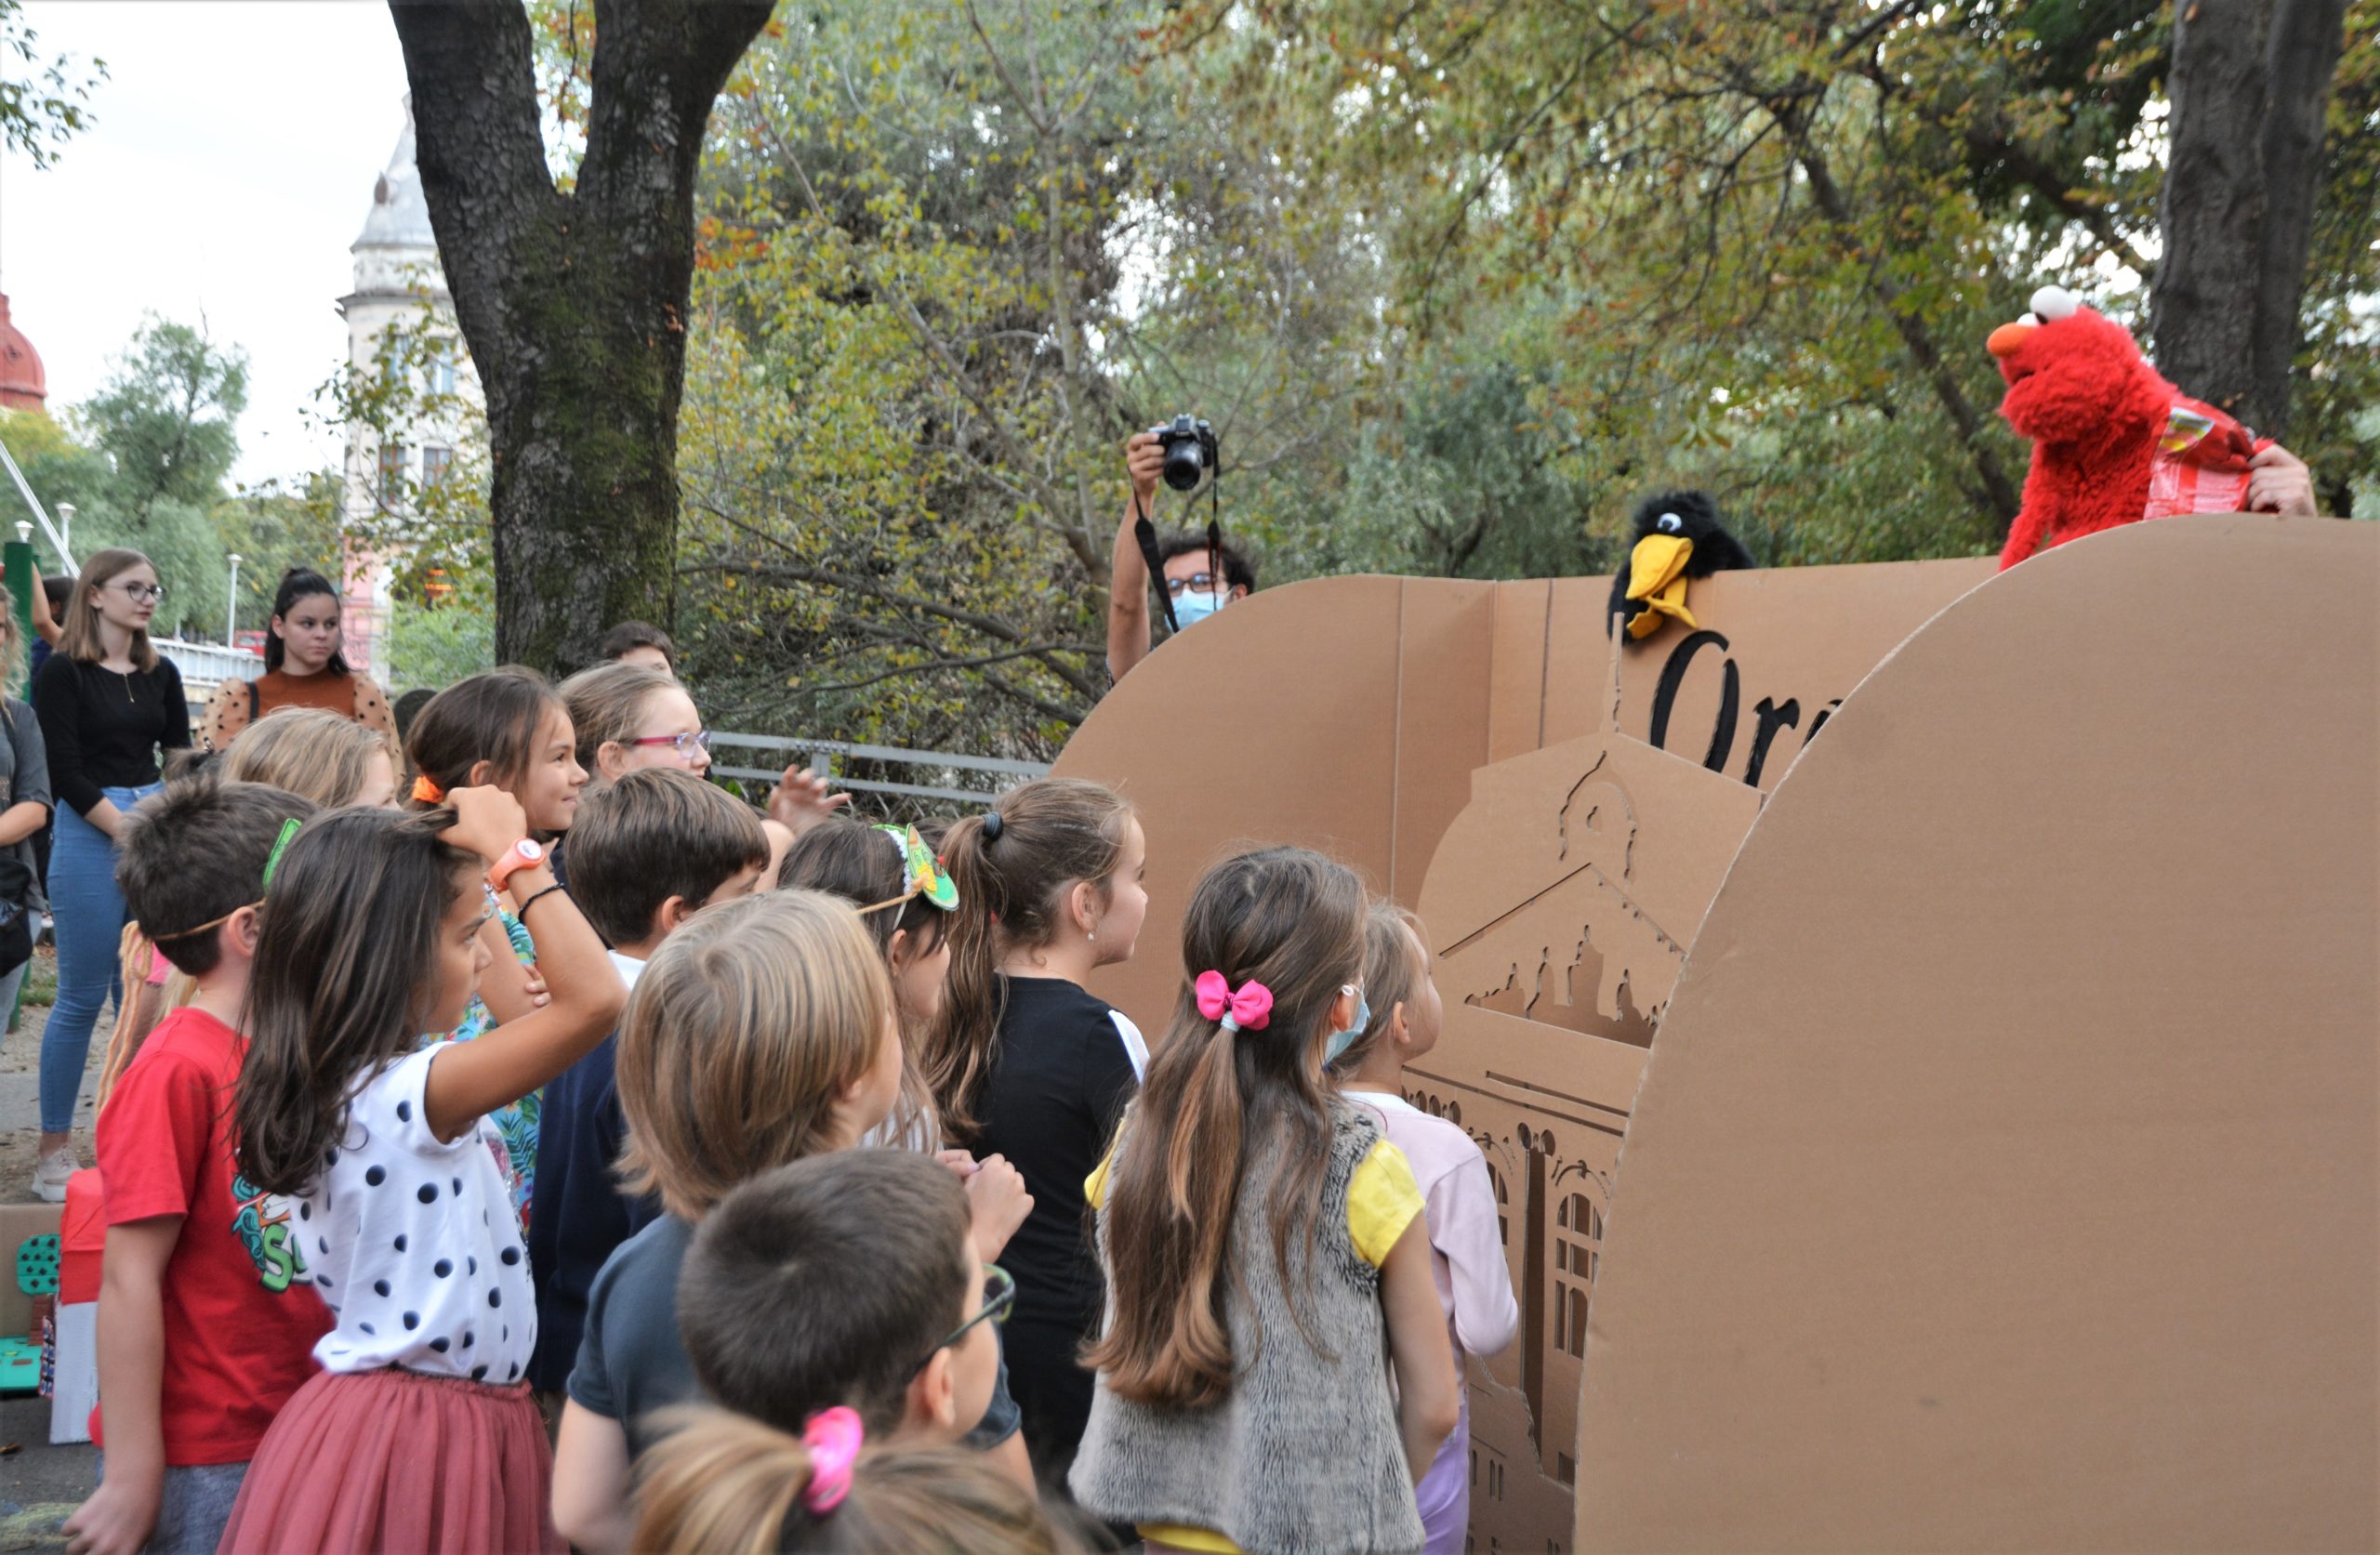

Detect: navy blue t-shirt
528,1021,657,1392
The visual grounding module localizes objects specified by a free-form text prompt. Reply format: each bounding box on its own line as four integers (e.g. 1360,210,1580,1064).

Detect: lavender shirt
1346,1089,1520,1553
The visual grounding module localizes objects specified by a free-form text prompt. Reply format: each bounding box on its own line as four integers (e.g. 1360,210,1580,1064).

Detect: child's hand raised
443,785,530,865
962,1152,1034,1262
768,765,852,838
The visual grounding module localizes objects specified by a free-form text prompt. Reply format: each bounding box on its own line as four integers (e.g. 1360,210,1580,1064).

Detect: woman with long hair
28,548,189,1201
0,605,50,1058
197,566,395,750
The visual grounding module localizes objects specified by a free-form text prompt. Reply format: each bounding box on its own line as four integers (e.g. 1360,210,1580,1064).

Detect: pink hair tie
800,1406,863,1514
1195,969,1273,1033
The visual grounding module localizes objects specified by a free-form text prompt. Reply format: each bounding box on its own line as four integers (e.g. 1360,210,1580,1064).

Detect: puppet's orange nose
1987,320,2036,358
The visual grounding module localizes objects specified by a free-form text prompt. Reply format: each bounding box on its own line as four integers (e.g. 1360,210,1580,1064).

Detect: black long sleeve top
31,652,190,817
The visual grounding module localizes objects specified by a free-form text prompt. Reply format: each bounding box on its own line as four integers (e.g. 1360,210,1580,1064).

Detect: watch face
517,839,545,862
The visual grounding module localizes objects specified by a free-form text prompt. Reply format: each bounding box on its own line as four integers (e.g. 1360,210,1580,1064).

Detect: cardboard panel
1487,580,1554,762
1576,515,2378,1551
1057,575,1494,1034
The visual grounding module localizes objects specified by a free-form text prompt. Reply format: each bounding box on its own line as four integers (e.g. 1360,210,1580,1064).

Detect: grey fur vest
1069,1099,1425,1555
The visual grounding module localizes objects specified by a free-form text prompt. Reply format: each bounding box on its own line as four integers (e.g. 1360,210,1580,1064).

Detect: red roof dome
0,295,46,411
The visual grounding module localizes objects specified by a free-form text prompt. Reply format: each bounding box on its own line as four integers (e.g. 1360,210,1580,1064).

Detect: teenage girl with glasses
28,549,189,1202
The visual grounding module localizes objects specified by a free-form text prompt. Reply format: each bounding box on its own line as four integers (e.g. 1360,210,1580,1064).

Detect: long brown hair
60,548,161,670
634,1408,1070,1555
613,890,894,1220
1083,846,1367,1409
924,778,1133,1140
403,665,562,804
232,807,480,1195
779,814,945,1147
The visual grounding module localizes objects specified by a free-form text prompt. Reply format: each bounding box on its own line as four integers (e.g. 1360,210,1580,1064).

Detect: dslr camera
1148,414,1220,493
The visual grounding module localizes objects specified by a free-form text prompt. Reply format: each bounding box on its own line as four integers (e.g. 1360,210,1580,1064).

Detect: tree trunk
2153,0,2347,437
389,0,773,674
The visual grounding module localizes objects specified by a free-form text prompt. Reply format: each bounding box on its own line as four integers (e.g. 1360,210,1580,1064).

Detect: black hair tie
982,811,1004,842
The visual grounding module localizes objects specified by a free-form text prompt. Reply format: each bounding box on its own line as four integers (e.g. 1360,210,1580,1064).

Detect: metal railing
157,638,265,692
709,730,1049,809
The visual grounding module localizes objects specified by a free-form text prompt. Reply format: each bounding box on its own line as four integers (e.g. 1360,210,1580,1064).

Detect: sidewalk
0,951,102,1554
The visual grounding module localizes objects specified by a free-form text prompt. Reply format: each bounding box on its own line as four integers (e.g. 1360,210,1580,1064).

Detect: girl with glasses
28,548,190,1202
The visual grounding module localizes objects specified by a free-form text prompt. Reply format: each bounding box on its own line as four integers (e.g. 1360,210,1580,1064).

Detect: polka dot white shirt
298,1045,537,1384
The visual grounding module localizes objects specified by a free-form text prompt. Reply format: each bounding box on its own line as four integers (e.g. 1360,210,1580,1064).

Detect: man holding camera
1106,427,1259,684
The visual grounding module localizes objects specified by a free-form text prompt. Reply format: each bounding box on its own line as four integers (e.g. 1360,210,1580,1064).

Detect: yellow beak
1623,534,1697,639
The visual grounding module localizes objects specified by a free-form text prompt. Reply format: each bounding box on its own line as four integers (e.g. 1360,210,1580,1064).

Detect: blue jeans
42,784,157,1134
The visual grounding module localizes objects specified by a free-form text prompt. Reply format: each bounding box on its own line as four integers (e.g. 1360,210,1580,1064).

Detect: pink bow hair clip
801,1405,864,1513
1195,970,1274,1033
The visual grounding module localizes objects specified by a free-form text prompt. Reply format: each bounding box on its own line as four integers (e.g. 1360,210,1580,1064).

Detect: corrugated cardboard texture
1576,515,2378,1551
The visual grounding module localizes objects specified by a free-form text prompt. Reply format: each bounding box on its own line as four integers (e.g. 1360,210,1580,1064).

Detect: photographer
1106,429,1258,683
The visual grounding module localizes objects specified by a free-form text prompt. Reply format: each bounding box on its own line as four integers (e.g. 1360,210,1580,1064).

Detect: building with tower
337,99,476,675
0,294,46,412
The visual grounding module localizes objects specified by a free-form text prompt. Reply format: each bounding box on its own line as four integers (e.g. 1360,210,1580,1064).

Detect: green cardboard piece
16,1234,59,1298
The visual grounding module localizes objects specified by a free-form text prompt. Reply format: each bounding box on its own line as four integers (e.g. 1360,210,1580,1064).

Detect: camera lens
1162,441,1205,493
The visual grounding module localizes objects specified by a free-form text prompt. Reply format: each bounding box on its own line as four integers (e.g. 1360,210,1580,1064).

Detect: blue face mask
1171,586,1229,628
1326,986,1372,1066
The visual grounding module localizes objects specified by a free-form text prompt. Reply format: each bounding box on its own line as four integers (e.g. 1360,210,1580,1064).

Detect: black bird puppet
1605,489,1755,642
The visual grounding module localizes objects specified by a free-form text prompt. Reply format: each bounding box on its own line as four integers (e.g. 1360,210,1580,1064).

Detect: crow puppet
1606,489,1755,641
1989,284,2268,570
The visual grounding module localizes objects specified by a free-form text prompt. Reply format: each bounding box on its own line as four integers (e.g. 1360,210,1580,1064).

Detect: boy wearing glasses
1105,431,1259,683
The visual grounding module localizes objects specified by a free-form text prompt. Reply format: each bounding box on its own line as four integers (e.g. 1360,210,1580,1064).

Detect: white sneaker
32,1147,75,1204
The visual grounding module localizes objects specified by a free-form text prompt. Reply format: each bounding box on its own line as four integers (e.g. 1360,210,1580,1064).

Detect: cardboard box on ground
1054,516,2376,1551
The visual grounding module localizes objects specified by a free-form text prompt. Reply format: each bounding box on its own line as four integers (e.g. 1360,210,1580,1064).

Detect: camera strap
1132,493,1179,633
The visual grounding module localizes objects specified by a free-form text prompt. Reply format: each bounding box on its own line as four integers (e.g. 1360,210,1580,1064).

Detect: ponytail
1085,847,1367,1408
634,1407,1069,1555
921,778,1134,1140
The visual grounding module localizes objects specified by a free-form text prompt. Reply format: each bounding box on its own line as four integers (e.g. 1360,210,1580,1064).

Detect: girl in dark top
28,548,189,1200
927,776,1149,1491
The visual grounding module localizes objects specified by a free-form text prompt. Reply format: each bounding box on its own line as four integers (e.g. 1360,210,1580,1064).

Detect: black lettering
1647,629,1739,773
1743,696,1801,786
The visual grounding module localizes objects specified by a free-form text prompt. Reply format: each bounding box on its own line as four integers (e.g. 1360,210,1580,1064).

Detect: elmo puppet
1990,285,2268,570
1606,489,1754,640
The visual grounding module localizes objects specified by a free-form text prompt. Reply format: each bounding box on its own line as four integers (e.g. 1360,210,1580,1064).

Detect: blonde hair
615,890,894,1220
0,603,20,696
560,660,678,778
60,548,161,670
634,1408,1069,1555
220,707,396,809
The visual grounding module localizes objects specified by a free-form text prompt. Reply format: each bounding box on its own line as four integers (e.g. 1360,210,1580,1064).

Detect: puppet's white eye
1656,512,1685,534
2030,284,2079,321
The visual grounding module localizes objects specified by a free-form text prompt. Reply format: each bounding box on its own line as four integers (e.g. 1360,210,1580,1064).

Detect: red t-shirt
91,1008,331,1464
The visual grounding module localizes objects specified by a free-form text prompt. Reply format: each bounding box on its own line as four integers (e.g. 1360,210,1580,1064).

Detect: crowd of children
50,619,1517,1555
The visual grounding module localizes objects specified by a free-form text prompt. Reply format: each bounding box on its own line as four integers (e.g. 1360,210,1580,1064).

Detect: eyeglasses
116,583,167,604
1163,573,1225,600
912,1263,1014,1376
628,730,712,760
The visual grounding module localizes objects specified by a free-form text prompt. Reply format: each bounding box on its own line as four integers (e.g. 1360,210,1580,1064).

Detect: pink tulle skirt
215,1367,562,1554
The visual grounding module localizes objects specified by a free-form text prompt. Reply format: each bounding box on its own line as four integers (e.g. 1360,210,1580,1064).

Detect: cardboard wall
1054,553,2000,1553
1574,515,2378,1550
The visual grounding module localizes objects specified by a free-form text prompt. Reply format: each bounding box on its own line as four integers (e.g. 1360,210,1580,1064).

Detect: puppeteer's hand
2246,443,2318,516
768,765,851,838
1125,432,1165,507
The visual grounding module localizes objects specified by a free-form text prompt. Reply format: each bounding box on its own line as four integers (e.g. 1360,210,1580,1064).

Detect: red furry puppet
1989,285,2270,570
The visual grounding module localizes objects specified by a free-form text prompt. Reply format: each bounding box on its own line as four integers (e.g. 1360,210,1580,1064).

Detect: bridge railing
708,731,1050,809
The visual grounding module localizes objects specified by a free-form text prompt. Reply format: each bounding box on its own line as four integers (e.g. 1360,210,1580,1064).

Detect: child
629,1149,1065,1555
61,782,322,1555
1073,848,1461,1554
562,659,847,883
633,1417,1067,1555
926,777,1147,1487
526,768,770,1401
1331,904,1520,1554
406,667,588,1223
548,889,907,1553
215,791,627,1553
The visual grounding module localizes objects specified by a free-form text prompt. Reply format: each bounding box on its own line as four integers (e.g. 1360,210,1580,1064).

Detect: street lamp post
227,553,243,647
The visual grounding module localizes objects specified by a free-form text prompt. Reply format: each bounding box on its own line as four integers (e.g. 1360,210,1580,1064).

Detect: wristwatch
487,837,547,891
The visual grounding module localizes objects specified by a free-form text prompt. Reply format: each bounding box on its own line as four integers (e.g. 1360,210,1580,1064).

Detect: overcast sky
0,2,413,489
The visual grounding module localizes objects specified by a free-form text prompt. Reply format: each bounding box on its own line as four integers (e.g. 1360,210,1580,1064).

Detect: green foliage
72,316,248,522
0,0,101,170
386,582,496,693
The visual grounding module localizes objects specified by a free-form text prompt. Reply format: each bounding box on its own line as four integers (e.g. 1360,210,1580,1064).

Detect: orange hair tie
411,774,447,804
